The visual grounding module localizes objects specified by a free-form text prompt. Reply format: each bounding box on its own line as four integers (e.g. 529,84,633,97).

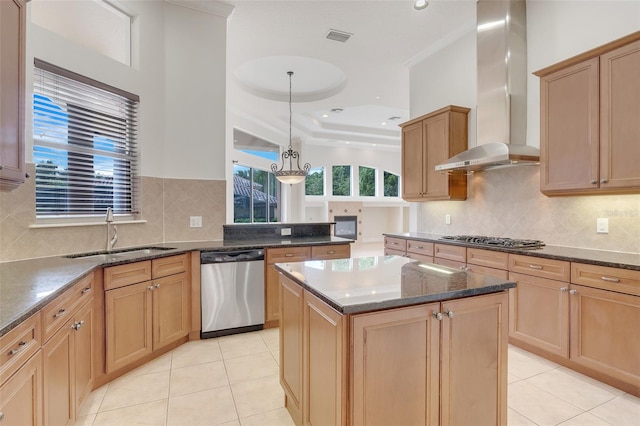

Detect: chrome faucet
105,207,118,252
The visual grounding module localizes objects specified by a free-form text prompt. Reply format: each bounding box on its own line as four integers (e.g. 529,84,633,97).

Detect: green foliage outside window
384,171,399,197
332,165,351,196
359,166,375,196
305,167,324,196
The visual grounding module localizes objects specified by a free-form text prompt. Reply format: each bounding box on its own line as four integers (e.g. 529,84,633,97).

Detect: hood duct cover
436,0,539,173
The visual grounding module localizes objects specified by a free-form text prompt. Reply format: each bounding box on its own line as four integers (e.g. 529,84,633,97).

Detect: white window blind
33,59,140,217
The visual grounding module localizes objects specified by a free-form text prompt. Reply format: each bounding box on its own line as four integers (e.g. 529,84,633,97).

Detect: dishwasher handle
201,249,264,264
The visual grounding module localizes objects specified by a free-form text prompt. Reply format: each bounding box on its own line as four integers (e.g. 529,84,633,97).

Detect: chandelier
271,71,310,185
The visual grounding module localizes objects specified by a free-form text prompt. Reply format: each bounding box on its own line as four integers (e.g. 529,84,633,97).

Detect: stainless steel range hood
435,0,539,173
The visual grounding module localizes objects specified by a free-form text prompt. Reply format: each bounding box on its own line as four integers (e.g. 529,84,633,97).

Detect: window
359,166,376,196
332,165,351,196
33,60,139,218
384,171,399,197
305,167,324,196
233,129,280,162
233,165,280,223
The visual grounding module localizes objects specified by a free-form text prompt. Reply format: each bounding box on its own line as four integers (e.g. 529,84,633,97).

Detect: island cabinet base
279,273,509,426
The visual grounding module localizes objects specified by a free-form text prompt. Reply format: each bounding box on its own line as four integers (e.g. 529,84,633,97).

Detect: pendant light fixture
271,71,310,185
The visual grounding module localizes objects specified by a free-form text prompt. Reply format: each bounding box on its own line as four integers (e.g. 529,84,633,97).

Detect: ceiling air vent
388,116,402,121
325,29,352,43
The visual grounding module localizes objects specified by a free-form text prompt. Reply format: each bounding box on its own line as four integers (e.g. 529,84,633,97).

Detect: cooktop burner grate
440,235,545,249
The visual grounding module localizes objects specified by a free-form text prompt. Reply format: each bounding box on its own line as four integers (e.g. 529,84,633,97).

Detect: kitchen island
275,255,516,426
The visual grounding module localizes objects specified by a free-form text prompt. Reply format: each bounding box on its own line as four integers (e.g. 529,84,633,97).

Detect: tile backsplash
0,164,226,262
416,167,640,254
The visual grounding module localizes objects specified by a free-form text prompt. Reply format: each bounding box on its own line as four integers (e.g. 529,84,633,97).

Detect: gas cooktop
439,235,545,249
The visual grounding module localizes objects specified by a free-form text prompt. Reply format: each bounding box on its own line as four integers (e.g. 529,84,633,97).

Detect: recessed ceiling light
375,96,381,99
381,122,387,126
322,114,329,118
414,0,428,11
373,144,377,147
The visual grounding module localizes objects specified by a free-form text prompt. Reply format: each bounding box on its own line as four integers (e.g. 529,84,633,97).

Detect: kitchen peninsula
275,255,516,426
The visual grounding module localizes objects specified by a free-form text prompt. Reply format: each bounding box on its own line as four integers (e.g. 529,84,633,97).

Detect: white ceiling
225,0,477,151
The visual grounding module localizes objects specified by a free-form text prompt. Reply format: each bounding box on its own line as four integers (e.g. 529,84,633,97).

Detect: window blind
33,60,140,217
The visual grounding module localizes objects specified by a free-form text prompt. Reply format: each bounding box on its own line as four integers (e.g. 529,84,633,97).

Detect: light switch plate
281,228,292,236
596,218,608,234
445,214,451,225
190,216,202,228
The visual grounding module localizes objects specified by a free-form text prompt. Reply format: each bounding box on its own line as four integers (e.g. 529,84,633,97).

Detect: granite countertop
384,232,640,271
0,236,351,337
276,255,516,314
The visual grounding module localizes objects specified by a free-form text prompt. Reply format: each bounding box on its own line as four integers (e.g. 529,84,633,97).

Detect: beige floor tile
507,408,538,426
219,332,269,359
271,349,280,366
167,386,237,426
219,422,240,426
169,360,229,397
508,381,583,425
171,338,223,369
78,383,109,416
589,394,640,426
93,399,168,426
225,352,279,384
125,352,173,377
231,374,285,418
100,370,170,412
73,413,97,426
260,328,280,351
509,372,524,384
526,368,620,411
240,407,295,426
508,346,560,379
558,412,615,426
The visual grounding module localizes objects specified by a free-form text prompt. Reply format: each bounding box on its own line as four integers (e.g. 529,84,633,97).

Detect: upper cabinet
0,0,27,191
535,32,640,196
400,105,470,201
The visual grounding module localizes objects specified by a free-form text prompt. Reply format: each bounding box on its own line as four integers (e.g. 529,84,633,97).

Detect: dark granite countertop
0,236,351,337
276,255,516,314
384,232,640,271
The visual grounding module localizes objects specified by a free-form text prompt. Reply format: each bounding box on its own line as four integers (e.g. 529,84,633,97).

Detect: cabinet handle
72,320,85,331
433,312,443,321
390,242,399,246
0,411,4,421
285,253,294,257
81,287,91,294
8,341,26,356
460,266,468,271
590,179,597,184
600,178,608,184
147,285,155,290
601,276,620,283
569,289,577,295
445,309,454,319
154,283,161,288
416,246,424,249
528,265,543,270
53,308,66,318
327,250,335,254
560,287,568,292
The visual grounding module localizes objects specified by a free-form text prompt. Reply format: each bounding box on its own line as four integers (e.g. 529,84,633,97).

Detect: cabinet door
43,319,74,426
152,272,189,350
265,264,281,328
0,351,43,426
540,58,599,193
401,121,425,199
351,303,440,426
303,291,347,426
423,113,450,199
508,272,569,357
600,39,640,190
279,274,304,425
105,282,153,373
440,292,509,426
74,301,94,409
569,284,640,389
0,0,26,190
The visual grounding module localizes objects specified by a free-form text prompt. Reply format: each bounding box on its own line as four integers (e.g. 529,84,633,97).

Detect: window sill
29,219,147,229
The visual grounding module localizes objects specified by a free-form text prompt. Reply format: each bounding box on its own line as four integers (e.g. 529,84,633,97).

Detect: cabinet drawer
383,236,407,251
406,253,434,263
0,313,41,386
571,263,640,296
434,243,466,263
384,248,406,257
152,253,188,278
267,246,311,264
406,240,434,257
466,264,509,280
311,244,350,260
433,257,466,270
41,273,94,342
509,254,570,282
467,248,508,270
104,260,152,290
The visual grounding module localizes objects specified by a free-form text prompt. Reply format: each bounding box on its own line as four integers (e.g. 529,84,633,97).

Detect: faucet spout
105,207,116,252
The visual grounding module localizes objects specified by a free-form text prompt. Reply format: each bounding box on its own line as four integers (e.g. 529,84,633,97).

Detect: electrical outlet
281,227,292,236
596,218,608,234
445,214,451,225
190,216,202,228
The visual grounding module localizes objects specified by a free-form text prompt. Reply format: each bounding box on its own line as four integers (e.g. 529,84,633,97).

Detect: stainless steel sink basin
64,246,175,259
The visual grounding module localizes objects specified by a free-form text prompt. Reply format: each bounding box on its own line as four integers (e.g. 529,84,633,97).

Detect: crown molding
165,0,234,18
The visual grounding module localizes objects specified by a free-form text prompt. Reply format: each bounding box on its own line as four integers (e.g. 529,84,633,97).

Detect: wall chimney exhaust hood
435,0,539,173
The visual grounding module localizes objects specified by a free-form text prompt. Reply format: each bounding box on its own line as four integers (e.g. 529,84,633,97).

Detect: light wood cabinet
536,32,640,195
0,0,27,191
400,106,470,201
0,350,43,426
280,273,304,425
43,317,74,426
265,244,350,328
104,255,190,373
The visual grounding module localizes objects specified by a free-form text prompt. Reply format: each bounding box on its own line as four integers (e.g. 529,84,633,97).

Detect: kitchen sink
64,246,176,259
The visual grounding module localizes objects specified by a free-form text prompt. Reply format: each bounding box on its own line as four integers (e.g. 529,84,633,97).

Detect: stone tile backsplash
0,164,225,261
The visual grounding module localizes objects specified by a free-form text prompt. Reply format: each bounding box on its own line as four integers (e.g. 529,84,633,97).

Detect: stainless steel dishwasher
200,249,265,338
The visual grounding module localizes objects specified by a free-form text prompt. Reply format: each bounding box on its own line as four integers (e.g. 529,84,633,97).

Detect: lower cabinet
280,272,509,426
0,351,43,426
105,272,189,373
